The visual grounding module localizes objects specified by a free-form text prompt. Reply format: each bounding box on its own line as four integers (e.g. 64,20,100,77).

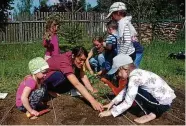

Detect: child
106,2,136,61
16,57,49,118
132,40,144,68
128,15,144,68
43,17,60,60
85,36,105,75
103,20,118,72
99,54,176,124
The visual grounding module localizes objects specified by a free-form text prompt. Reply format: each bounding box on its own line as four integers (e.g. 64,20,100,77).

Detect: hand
103,42,106,47
91,88,98,94
98,47,104,53
89,70,94,75
103,101,114,110
91,100,103,112
98,110,112,117
30,109,39,116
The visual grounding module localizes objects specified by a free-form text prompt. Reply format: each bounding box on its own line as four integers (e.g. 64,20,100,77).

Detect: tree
0,0,13,31
17,0,33,15
93,0,112,12
34,0,87,12
87,3,93,12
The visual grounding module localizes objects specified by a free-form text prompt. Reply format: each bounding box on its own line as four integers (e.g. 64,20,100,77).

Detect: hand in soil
30,109,39,116
26,110,39,118
103,101,114,110
98,110,112,117
91,100,104,112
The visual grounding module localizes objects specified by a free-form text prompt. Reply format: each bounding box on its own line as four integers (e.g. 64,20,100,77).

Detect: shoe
70,89,81,97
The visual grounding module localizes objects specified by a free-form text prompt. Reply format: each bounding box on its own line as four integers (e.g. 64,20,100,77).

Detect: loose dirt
0,87,185,125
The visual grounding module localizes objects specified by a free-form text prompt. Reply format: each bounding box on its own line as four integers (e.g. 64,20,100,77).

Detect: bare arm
85,49,94,74
80,70,97,93
21,87,39,116
67,74,103,111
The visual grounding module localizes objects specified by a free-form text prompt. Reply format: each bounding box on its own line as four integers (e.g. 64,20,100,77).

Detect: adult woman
43,46,103,111
85,36,105,75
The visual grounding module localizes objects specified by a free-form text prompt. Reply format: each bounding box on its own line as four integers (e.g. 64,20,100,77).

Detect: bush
60,22,83,44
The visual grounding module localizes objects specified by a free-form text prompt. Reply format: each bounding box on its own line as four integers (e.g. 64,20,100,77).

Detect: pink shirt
16,76,36,107
43,34,60,56
44,51,74,80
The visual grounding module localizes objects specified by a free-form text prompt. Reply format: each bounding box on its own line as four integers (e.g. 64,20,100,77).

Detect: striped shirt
105,33,117,55
117,17,135,55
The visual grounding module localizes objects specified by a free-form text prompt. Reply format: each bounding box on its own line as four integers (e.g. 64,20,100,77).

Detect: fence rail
0,12,185,43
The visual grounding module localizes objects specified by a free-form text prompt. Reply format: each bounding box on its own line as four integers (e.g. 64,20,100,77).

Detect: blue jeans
43,71,73,93
89,53,105,72
104,52,116,71
134,53,143,68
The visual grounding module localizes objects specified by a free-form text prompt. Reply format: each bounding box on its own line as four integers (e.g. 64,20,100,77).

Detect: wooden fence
0,12,184,43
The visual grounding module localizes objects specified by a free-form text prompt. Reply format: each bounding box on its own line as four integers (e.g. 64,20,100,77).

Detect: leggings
17,85,47,112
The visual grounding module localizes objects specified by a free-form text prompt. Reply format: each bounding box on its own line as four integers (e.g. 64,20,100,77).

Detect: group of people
16,2,176,124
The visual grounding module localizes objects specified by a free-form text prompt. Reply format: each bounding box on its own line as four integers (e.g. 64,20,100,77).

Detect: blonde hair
44,17,59,40
45,17,59,33
118,63,136,74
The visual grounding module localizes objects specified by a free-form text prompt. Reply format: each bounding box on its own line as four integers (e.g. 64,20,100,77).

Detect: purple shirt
43,34,60,56
16,76,36,107
44,51,74,80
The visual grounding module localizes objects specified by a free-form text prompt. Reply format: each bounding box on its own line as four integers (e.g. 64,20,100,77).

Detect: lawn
0,40,185,93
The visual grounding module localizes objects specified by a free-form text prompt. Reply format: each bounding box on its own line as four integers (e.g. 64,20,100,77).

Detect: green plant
60,22,83,44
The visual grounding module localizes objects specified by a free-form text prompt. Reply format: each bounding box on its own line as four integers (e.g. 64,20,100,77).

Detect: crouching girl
99,54,176,124
16,57,49,118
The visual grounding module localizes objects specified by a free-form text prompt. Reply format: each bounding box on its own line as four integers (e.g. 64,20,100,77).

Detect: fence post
19,21,23,42
90,12,93,37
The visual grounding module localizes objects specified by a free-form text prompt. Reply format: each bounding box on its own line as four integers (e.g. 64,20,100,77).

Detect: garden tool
100,78,127,95
26,109,51,118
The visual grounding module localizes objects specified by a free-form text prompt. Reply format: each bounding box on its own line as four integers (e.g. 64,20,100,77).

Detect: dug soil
0,87,185,125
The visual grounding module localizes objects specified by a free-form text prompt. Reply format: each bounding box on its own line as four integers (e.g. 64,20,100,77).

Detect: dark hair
92,36,104,43
106,20,118,30
72,46,88,58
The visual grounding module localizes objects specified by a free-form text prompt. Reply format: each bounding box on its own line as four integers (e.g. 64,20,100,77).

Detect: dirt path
0,88,185,125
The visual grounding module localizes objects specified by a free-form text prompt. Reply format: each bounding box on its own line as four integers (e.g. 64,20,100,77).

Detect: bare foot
134,112,156,124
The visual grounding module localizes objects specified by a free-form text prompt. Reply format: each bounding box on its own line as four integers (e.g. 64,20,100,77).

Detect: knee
98,54,105,62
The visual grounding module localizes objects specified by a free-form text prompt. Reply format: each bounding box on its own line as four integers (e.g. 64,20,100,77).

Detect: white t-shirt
110,69,176,117
117,16,135,55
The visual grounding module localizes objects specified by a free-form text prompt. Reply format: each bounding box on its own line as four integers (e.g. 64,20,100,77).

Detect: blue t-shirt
105,34,117,55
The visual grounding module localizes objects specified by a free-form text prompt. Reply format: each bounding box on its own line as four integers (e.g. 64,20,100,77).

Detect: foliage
17,0,33,15
93,0,184,20
0,0,13,31
140,39,185,88
59,22,83,44
34,0,86,12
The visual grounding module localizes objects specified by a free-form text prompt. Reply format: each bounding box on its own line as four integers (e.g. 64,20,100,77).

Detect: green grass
140,40,185,89
0,40,185,93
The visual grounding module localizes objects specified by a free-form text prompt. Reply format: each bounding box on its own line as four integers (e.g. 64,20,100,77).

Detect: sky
12,0,97,13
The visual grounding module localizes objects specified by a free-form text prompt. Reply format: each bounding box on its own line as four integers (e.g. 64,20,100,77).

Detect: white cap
106,2,127,19
107,54,133,75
